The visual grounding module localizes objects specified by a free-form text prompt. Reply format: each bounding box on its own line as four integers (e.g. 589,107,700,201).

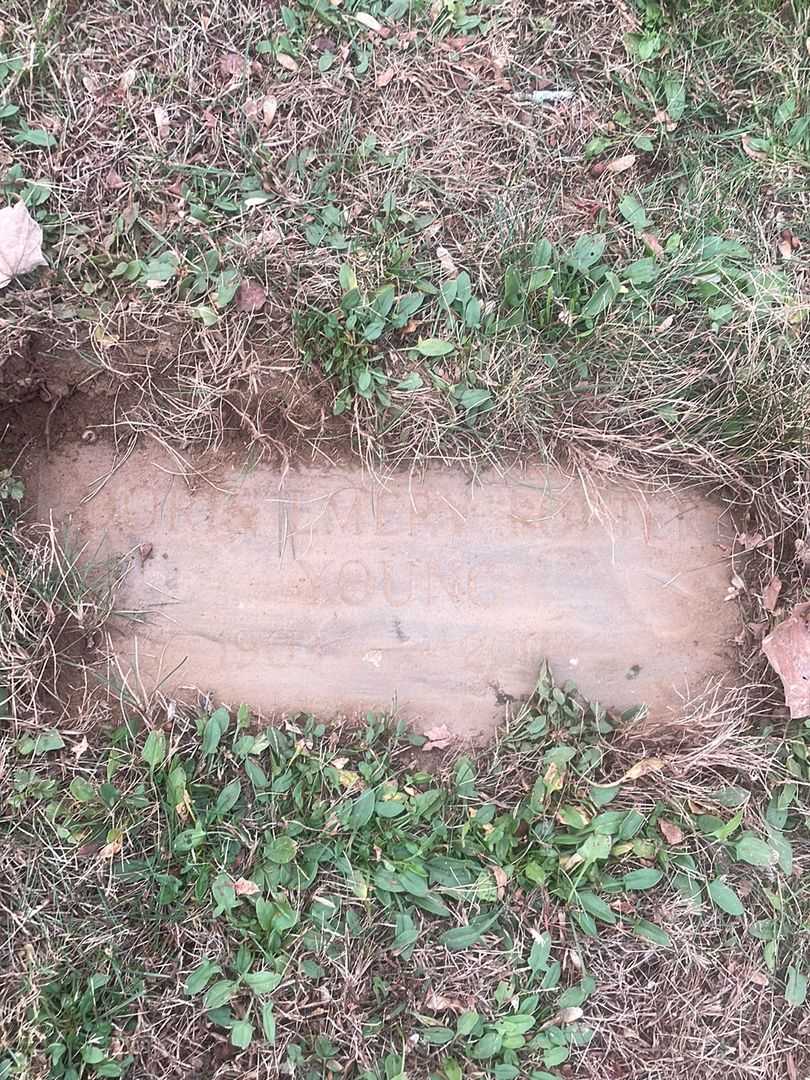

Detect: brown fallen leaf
262,95,278,127
737,531,765,550
436,245,456,276
621,757,666,781
153,106,170,142
540,1006,583,1030
99,835,123,858
606,153,637,174
748,970,769,987
0,200,47,288
787,1051,798,1080
218,51,251,80
653,108,678,132
741,134,766,161
277,53,299,74
72,735,90,759
234,877,260,896
424,989,467,1013
641,231,665,257
763,575,782,613
235,279,267,313
763,601,810,719
355,11,383,32
423,722,453,750
658,819,684,845
376,66,395,88
491,863,508,900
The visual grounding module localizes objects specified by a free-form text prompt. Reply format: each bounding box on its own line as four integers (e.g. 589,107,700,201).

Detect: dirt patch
29,437,740,736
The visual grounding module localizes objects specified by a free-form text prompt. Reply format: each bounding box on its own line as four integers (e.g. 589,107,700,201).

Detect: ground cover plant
1,0,809,1077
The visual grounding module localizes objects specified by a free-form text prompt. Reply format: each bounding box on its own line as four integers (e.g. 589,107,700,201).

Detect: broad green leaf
529,932,552,973
456,1010,480,1036
707,878,745,916
14,127,57,147
244,970,283,995
350,787,375,828
630,919,671,946
211,874,237,915
580,273,619,320
619,194,647,231
214,779,241,818
261,1002,276,1043
204,979,237,1010
577,832,613,865
623,868,663,890
577,890,617,924
664,77,686,122
439,912,499,951
623,258,659,285
202,707,230,755
17,729,64,755
185,960,221,996
141,729,166,769
567,233,606,272
265,836,297,864
420,1027,454,1045
230,1020,253,1049
470,1031,502,1059
339,263,357,291
69,776,95,802
785,966,807,1007
734,833,776,868
414,338,455,357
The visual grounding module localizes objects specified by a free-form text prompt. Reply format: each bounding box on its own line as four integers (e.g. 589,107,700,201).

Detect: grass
1,0,810,1077
1,665,808,1080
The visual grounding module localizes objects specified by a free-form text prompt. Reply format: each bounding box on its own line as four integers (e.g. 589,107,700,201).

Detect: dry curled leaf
621,757,666,781
763,601,810,719
763,575,782,613
72,735,90,759
658,819,684,845
375,66,395,88
99,836,123,859
425,990,467,1013
436,245,456,276
219,51,251,80
234,877,260,896
606,153,637,174
541,1006,583,1030
355,11,382,32
423,723,453,750
492,864,508,900
153,106,170,142
277,53,299,74
235,279,267,313
262,95,278,127
0,201,47,288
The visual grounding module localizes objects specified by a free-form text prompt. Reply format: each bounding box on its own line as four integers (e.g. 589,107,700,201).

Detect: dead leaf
234,877,260,896
355,11,383,32
424,989,466,1013
763,575,782,613
748,970,769,987
262,95,278,127
153,106,170,142
541,1006,583,1030
72,735,90,760
658,819,684,845
641,231,665,257
120,67,137,92
763,601,810,719
653,108,678,132
605,153,637,175
621,757,666,782
375,66,395,88
777,228,800,261
741,134,766,161
105,169,126,190
277,53,299,74
99,836,123,859
436,245,456,276
0,201,47,288
235,279,267,312
218,51,251,80
787,1052,798,1080
423,723,453,750
491,864,508,900
738,531,764,550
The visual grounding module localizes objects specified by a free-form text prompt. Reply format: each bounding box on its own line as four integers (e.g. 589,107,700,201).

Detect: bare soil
31,435,740,736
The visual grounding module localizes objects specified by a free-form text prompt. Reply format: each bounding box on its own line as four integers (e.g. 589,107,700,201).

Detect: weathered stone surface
36,444,738,735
